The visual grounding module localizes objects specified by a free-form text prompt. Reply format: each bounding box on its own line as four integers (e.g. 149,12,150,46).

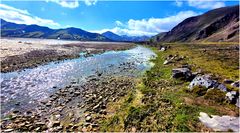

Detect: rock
36,122,45,126
13,110,20,114
54,126,63,131
231,81,239,88
181,64,191,70
4,129,14,132
163,60,171,65
236,98,240,107
189,75,227,92
45,102,52,107
15,102,20,106
91,123,99,128
226,91,239,104
55,114,61,119
172,68,193,81
199,112,239,132
99,109,107,115
52,121,61,127
160,47,166,51
82,127,87,132
223,79,234,84
71,125,79,130
85,116,92,122
217,84,227,92
131,127,137,132
74,91,81,96
93,103,100,111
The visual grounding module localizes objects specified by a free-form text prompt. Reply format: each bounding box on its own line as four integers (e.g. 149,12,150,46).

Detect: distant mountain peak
102,31,150,42
1,19,110,41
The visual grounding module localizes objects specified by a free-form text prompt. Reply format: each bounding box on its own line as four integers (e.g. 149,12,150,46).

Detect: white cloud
0,4,60,28
46,0,79,8
46,0,98,8
92,11,198,36
84,0,97,6
0,4,30,15
188,0,226,9
115,20,124,27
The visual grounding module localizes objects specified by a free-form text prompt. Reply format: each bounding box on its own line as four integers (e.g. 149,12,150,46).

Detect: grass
99,42,239,132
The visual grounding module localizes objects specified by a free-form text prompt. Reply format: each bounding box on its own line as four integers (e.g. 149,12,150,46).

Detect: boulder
223,79,234,84
231,81,239,88
172,68,193,81
189,75,227,92
226,91,239,104
199,112,239,132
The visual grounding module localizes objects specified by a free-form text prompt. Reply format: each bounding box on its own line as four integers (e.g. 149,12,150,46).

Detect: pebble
85,116,92,122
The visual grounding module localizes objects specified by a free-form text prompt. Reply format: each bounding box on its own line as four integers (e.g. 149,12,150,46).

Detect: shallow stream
0,46,156,115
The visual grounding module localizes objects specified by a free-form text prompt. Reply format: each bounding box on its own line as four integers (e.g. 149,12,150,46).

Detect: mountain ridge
102,31,150,42
1,19,111,41
153,5,239,42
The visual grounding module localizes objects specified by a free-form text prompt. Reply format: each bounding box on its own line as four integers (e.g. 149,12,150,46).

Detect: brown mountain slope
154,5,239,42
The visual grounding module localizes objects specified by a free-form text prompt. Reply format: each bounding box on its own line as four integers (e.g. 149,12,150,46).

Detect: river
0,46,156,116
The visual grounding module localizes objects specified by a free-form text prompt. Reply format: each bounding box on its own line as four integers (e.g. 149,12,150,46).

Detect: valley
0,2,239,132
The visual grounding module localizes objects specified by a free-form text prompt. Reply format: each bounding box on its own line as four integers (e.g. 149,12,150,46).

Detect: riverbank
0,38,134,72
98,42,239,132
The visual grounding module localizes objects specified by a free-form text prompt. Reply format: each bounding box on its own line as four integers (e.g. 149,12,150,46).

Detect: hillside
0,19,110,41
153,5,239,42
102,31,150,42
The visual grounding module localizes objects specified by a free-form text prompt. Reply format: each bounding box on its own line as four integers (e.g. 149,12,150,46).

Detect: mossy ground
99,42,239,132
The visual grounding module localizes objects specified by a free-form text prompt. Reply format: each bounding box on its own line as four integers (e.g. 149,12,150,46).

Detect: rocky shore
0,75,135,132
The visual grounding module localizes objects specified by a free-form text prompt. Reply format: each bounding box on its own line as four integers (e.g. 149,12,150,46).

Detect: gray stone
223,79,234,84
86,116,92,122
45,102,52,107
172,68,193,81
236,98,240,107
160,47,166,51
189,75,227,92
231,81,239,88
4,129,14,132
163,60,171,65
74,91,81,96
226,91,239,104
199,112,239,132
35,122,45,126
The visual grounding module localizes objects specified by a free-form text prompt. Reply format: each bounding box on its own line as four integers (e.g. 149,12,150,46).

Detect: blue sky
0,0,238,36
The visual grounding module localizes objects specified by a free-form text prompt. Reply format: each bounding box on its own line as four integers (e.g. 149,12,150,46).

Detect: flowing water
0,46,156,116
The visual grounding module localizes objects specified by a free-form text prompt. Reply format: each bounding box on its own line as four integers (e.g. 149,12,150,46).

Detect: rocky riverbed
1,75,135,132
0,45,156,132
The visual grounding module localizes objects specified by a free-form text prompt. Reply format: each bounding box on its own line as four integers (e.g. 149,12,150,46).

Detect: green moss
204,89,226,103
191,85,208,96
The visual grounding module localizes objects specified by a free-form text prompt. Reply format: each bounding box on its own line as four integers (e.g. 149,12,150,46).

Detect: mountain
1,19,110,41
102,31,150,42
102,31,123,41
153,5,239,42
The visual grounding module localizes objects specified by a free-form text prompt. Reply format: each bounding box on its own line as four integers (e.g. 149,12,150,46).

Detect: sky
0,0,239,36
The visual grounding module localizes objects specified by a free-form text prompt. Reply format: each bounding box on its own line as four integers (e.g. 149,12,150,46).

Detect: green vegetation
99,42,239,132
